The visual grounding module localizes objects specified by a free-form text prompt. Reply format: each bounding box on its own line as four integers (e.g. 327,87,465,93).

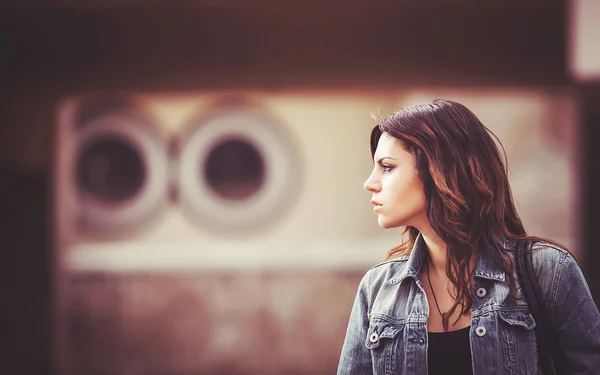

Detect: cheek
410,183,427,208
388,175,427,217
390,173,423,202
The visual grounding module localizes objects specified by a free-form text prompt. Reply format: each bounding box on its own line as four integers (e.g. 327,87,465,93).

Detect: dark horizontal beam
0,0,564,9
0,2,567,89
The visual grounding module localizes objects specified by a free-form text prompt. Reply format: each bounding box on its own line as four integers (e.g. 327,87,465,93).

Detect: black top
427,326,473,375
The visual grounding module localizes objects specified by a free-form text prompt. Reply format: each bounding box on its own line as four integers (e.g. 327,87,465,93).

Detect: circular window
203,139,266,201
74,112,168,235
77,135,146,204
178,108,301,233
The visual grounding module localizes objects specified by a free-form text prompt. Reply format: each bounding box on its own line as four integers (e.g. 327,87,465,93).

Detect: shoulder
528,241,584,306
531,241,571,259
372,255,411,271
357,256,411,297
529,241,575,276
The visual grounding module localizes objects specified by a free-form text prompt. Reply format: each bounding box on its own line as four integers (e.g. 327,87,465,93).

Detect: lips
371,200,382,212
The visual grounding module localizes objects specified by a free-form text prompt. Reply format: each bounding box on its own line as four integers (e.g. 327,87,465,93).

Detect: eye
381,164,394,173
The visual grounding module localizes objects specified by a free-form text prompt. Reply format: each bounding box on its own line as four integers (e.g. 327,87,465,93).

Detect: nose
364,172,381,193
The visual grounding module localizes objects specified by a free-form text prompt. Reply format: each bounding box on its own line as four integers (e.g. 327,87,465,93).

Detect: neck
417,225,478,281
419,226,447,275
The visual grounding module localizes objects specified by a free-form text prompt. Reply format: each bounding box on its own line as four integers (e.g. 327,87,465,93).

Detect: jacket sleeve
337,270,373,375
536,247,600,374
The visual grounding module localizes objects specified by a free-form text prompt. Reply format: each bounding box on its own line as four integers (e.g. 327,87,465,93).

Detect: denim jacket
337,235,600,375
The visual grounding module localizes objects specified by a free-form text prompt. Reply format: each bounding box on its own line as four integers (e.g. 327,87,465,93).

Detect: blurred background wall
1,0,599,374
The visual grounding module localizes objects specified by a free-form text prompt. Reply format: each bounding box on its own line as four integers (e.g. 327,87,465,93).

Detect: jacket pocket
498,310,538,375
364,317,404,375
498,310,536,330
365,320,403,349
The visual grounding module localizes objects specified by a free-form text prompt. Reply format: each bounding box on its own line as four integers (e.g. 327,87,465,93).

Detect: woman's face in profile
364,133,427,229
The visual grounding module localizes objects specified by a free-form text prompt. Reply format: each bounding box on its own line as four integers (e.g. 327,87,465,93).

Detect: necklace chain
426,259,449,332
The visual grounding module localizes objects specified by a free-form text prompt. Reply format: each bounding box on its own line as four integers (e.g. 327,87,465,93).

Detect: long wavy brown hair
370,99,569,330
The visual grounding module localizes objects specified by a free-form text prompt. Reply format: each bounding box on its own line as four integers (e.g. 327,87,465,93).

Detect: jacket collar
386,233,506,285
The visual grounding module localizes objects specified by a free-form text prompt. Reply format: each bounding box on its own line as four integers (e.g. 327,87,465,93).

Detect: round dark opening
203,139,265,200
76,135,146,203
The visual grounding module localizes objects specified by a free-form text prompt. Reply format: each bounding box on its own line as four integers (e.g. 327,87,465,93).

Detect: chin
377,217,404,229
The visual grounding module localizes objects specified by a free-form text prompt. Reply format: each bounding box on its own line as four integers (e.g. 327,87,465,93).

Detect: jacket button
369,332,379,343
475,326,486,337
476,287,487,297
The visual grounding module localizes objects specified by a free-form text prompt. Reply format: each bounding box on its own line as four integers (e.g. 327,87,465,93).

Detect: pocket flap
498,310,536,330
364,320,403,349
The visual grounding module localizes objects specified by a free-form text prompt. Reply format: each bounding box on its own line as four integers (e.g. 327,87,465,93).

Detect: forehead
374,133,409,159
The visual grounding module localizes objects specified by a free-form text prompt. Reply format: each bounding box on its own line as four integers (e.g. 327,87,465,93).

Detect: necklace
426,260,449,332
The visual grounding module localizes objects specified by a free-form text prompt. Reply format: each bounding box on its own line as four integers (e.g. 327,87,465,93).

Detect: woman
337,99,600,374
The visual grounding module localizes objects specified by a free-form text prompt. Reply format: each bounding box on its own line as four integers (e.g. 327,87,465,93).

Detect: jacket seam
547,250,568,320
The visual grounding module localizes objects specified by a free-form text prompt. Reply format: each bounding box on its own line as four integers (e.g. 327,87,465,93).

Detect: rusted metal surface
65,271,362,375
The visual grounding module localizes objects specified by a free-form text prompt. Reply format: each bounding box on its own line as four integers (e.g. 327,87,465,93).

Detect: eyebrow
375,157,398,164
